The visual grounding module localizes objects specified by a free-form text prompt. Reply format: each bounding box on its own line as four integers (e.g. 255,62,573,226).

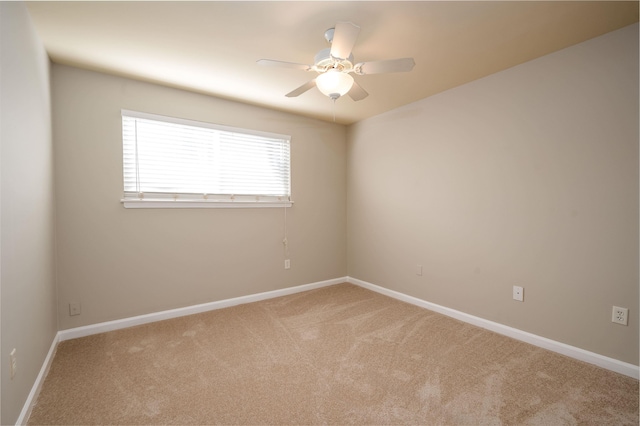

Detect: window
121,110,291,208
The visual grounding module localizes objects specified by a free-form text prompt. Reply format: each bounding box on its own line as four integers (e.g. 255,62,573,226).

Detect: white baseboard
18,275,638,425
20,277,346,425
16,332,59,425
58,277,347,342
347,276,639,380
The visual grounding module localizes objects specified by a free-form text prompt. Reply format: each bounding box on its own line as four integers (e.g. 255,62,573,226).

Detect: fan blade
348,81,368,101
356,58,415,75
257,59,311,71
285,79,317,97
330,22,360,60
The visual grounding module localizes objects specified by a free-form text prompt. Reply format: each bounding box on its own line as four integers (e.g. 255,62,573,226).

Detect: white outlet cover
69,303,81,316
612,306,628,325
513,286,524,302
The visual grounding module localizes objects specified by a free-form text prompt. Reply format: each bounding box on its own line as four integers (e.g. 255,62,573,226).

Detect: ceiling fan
257,22,415,102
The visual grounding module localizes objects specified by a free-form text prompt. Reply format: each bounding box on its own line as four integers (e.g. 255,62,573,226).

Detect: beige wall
1,2,58,424
52,65,347,330
347,24,639,365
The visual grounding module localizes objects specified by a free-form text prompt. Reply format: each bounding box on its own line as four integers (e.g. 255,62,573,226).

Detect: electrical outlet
513,286,524,302
284,259,290,270
69,303,81,316
10,348,16,379
416,264,423,276
612,306,628,326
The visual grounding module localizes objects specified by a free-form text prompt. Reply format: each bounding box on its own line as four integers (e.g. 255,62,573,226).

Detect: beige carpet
28,283,638,425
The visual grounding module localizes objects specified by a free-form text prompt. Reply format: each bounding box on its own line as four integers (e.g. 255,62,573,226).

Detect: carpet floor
28,283,638,425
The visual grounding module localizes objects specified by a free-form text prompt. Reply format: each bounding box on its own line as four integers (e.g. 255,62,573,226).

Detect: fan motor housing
314,48,354,73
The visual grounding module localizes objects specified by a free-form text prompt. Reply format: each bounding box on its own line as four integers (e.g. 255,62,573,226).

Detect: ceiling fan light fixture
316,70,354,100
259,22,413,103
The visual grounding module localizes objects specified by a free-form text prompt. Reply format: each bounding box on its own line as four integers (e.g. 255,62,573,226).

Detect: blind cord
283,205,289,259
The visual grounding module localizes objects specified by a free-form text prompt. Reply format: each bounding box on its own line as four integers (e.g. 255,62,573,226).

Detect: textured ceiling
26,1,639,125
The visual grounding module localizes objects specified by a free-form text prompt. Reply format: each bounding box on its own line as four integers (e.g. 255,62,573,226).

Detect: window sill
121,199,293,209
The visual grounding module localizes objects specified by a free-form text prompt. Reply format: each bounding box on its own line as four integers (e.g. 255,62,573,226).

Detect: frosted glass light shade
316,70,354,99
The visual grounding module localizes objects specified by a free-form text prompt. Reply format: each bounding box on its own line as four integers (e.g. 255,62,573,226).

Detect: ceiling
26,1,638,125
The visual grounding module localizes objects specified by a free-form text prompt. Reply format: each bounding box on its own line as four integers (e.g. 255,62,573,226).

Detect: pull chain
332,98,336,122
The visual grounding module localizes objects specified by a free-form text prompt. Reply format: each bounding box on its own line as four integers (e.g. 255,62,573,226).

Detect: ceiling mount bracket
324,28,335,44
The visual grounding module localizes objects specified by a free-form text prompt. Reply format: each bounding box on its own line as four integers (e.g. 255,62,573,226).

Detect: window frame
121,110,293,209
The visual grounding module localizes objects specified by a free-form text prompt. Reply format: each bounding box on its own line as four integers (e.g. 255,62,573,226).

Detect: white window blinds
122,110,291,207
